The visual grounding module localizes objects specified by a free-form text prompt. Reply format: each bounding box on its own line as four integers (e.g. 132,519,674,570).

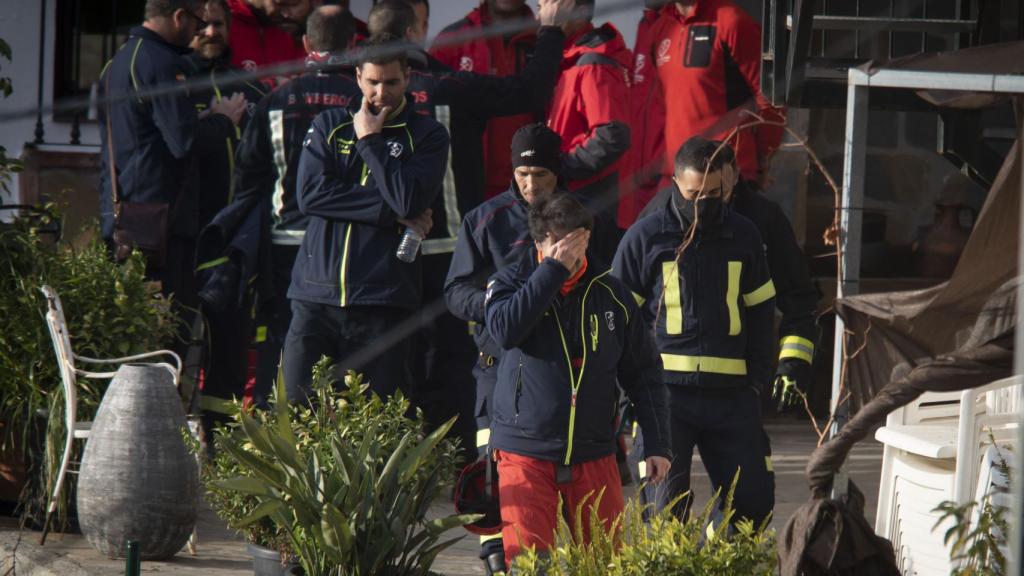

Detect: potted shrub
204,363,478,575
0,207,175,529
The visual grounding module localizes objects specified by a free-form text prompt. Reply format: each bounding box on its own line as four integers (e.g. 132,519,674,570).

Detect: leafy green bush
207,363,475,575
513,477,777,576
0,209,176,526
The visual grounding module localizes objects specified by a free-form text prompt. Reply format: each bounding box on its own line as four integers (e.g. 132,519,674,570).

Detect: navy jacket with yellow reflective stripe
444,186,536,358
288,97,450,310
485,252,671,465
639,180,820,365
613,200,776,392
99,26,235,239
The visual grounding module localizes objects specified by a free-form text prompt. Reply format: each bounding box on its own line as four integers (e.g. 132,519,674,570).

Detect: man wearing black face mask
612,136,776,527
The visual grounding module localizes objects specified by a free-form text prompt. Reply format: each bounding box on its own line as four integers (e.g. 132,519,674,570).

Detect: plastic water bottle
396,227,422,263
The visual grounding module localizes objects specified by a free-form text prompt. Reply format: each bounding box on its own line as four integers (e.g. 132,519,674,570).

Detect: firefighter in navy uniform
283,37,449,402
637,144,819,412
444,124,564,575
216,6,362,407
364,0,572,461
613,137,776,526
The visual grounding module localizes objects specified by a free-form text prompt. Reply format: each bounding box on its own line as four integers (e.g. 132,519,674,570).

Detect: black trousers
632,385,775,526
414,252,478,460
252,244,300,407
282,300,413,403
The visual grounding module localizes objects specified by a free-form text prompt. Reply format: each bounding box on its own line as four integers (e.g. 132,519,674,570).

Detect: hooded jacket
651,0,785,180
288,97,450,310
431,1,541,200
548,23,632,222
226,0,307,88
613,195,776,392
444,186,535,358
485,252,671,465
403,25,564,257
231,57,361,248
98,26,235,239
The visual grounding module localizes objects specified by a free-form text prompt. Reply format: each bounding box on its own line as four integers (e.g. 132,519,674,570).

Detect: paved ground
0,418,883,575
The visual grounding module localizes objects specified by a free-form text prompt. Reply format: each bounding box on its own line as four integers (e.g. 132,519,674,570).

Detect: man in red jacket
431,1,541,200
547,0,631,264
226,0,314,87
652,0,785,183
618,0,670,230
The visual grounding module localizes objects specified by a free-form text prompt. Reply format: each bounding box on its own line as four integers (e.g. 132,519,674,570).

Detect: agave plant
212,366,478,576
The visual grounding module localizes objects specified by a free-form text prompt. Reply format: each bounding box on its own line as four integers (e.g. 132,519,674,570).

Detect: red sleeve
720,7,786,161
568,65,631,152
429,30,464,70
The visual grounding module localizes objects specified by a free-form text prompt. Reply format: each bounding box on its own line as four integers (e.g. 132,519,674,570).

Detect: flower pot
248,543,301,576
77,364,198,559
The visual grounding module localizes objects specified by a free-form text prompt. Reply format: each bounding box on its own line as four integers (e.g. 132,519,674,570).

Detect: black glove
772,358,812,412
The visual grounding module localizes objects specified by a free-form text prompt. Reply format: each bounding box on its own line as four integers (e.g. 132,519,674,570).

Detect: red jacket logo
656,39,672,66
459,56,474,71
412,91,429,104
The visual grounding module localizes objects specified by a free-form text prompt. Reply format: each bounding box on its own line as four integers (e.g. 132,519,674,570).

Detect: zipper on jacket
513,353,524,424
553,274,604,466
338,222,353,306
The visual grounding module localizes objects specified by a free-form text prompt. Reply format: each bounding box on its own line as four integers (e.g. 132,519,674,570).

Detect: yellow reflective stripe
129,39,144,100
631,420,637,438
780,335,814,361
726,261,742,336
765,456,774,473
595,277,629,324
199,395,237,415
226,137,236,202
435,106,460,240
195,256,229,272
637,460,647,479
403,126,415,152
662,260,683,335
660,354,748,375
479,533,503,544
326,121,354,144
339,223,353,307
359,163,369,186
421,237,457,255
631,291,645,306
743,279,776,307
476,428,491,448
255,325,268,343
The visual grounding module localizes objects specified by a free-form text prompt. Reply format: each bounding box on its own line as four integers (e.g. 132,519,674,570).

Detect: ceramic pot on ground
77,364,198,559
248,543,301,576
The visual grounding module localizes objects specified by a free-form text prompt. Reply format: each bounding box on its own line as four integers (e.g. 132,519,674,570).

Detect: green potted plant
204,363,477,575
512,475,777,575
0,207,176,529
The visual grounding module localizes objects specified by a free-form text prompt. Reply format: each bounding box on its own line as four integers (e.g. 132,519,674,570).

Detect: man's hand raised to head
538,0,577,27
547,228,589,272
354,98,391,140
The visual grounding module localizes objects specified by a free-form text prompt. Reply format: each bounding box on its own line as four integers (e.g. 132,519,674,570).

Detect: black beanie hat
510,123,562,174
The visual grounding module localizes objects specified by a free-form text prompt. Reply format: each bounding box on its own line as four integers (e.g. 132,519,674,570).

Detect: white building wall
0,0,101,204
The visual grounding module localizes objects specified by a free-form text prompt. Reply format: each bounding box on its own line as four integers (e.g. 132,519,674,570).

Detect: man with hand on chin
283,35,448,403
484,192,672,567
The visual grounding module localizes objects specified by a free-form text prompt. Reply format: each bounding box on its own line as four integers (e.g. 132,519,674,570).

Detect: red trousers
494,449,624,564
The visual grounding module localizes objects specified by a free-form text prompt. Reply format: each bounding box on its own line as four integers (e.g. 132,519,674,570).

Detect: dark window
54,0,144,121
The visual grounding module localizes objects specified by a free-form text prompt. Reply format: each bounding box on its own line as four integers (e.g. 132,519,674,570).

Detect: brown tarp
778,124,1020,573
836,140,1020,413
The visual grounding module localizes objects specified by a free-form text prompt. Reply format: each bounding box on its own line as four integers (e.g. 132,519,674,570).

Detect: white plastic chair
874,376,1020,574
38,285,181,545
